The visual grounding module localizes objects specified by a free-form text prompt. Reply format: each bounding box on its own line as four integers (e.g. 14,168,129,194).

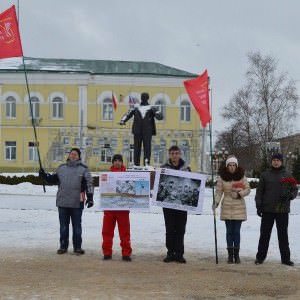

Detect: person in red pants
102,154,132,261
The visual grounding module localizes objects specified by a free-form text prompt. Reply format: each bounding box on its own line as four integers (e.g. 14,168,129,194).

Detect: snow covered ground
1,182,300,263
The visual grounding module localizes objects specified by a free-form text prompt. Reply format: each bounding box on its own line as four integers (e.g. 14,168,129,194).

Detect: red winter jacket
110,165,126,172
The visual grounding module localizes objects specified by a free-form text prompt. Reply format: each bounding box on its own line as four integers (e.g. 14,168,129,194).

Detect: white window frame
28,142,38,161
5,96,16,118
154,99,166,121
52,96,64,119
180,100,191,122
102,98,113,120
129,146,134,164
29,96,40,118
5,141,16,160
100,147,112,163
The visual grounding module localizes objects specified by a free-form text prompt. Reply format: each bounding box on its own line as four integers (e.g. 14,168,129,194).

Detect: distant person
39,148,94,255
161,145,191,263
213,156,250,264
102,154,132,262
255,153,298,266
120,92,163,166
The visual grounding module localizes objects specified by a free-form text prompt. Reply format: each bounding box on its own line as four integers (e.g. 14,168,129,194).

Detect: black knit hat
112,154,123,162
70,147,81,159
271,153,283,161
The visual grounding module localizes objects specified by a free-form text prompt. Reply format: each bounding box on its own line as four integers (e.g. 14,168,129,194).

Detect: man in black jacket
161,145,191,263
255,153,298,266
120,92,163,166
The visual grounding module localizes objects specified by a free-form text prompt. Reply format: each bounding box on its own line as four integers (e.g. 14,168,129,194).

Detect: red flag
184,70,211,127
112,92,117,110
0,5,23,59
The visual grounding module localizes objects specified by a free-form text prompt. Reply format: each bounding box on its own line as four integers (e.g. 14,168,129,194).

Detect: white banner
99,171,150,211
152,168,207,213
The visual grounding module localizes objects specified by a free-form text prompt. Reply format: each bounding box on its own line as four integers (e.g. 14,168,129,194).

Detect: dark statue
120,92,163,166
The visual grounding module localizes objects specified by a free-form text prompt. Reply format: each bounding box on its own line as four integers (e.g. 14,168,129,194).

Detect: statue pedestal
127,165,155,171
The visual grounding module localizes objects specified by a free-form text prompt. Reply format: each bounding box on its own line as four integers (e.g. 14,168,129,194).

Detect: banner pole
208,81,218,264
22,56,46,192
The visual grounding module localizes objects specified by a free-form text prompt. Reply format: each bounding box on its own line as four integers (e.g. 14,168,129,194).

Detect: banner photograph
152,168,207,213
99,171,150,211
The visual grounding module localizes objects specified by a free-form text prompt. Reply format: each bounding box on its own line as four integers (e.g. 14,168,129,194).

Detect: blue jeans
58,207,83,250
225,220,242,248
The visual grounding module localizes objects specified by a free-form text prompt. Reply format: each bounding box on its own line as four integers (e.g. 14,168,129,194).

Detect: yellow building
0,57,207,172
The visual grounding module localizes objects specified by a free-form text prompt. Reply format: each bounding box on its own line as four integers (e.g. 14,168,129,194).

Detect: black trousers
134,132,152,166
58,206,83,250
256,212,290,262
163,208,187,258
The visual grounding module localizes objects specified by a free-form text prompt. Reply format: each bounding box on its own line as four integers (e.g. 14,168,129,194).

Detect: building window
100,147,112,163
180,140,190,164
29,96,40,118
153,149,165,165
153,144,165,165
129,144,134,164
52,146,64,162
52,97,64,118
5,141,16,160
74,138,81,146
129,96,140,108
93,148,100,156
102,98,113,120
85,137,93,146
180,100,191,122
154,99,166,120
28,142,38,161
5,96,16,118
63,137,69,145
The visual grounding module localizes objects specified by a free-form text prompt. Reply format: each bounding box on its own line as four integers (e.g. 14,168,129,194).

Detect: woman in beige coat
213,156,250,264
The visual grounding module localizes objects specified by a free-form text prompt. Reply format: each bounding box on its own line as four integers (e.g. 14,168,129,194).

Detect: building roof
0,57,197,78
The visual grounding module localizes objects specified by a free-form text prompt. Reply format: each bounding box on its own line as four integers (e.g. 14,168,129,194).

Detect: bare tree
217,51,298,172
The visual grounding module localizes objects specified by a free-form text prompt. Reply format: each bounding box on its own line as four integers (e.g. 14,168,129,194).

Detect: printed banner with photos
99,171,150,211
152,168,207,213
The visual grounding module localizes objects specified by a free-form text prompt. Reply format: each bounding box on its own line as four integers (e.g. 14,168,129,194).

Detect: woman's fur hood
218,165,245,181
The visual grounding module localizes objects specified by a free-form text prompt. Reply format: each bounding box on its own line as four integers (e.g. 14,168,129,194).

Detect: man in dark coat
255,153,298,266
161,145,191,264
120,92,163,166
39,148,94,255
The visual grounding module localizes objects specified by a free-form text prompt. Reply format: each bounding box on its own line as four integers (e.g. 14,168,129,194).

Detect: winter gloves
257,207,262,217
85,193,94,208
39,168,47,179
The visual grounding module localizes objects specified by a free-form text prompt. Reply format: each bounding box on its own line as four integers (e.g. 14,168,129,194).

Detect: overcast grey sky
1,0,300,135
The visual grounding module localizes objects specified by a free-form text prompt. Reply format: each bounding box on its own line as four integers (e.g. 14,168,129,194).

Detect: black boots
282,260,294,266
227,247,240,264
227,248,234,264
234,247,240,264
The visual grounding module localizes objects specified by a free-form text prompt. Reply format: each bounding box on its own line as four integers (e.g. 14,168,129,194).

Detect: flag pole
16,4,45,192
22,56,46,192
208,79,218,264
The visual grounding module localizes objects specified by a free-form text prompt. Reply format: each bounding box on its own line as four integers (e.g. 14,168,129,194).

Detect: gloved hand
231,191,240,199
85,193,94,208
119,120,125,125
39,168,46,178
212,203,218,211
257,208,262,217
